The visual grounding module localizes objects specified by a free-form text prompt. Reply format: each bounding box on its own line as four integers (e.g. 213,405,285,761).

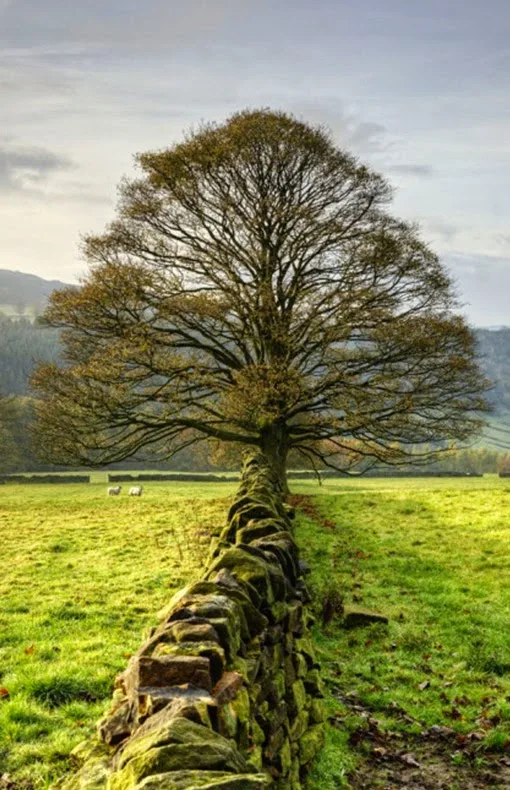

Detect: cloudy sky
2,0,510,325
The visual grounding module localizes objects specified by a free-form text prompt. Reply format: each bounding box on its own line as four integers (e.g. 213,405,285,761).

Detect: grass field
298,476,510,789
1,476,510,788
0,481,236,786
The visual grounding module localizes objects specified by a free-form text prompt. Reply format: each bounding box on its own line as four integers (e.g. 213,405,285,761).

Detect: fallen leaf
0,688,9,700
23,644,35,656
418,680,430,691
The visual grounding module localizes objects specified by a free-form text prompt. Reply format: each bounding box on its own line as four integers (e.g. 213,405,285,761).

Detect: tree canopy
33,109,489,489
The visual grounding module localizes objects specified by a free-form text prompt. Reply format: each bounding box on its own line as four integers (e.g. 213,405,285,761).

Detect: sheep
129,485,143,496
107,485,122,496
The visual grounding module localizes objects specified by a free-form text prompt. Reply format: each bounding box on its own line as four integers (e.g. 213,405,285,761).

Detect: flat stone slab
342,606,389,629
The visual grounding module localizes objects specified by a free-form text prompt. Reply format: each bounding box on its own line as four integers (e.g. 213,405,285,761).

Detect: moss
132,772,271,790
289,710,309,742
290,680,307,716
279,739,292,775
110,741,248,790
298,724,326,766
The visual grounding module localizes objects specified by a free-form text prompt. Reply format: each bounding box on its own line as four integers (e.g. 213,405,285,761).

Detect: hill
0,268,71,318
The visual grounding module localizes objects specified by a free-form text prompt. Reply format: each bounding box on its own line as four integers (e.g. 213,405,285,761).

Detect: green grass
0,481,236,786
297,475,510,788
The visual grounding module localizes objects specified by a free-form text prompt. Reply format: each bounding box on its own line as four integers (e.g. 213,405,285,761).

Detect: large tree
33,110,489,491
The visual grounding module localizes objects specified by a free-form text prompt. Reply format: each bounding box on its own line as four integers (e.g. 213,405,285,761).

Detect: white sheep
107,485,122,496
129,485,143,496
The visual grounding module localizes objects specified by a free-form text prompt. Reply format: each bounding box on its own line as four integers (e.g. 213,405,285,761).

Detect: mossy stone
298,724,326,766
152,642,225,685
70,738,111,769
309,698,325,724
304,669,323,696
110,740,248,790
132,772,270,790
289,710,309,742
236,519,285,545
251,719,265,747
273,669,286,702
62,750,110,790
207,549,274,606
289,680,307,717
245,745,263,773
217,702,238,739
279,739,292,775
117,718,237,772
294,637,317,668
294,653,308,679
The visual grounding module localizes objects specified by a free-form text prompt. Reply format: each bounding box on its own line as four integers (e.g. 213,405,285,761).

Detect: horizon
2,0,510,325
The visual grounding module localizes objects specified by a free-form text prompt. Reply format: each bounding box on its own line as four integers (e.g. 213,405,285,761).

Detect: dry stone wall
64,454,325,790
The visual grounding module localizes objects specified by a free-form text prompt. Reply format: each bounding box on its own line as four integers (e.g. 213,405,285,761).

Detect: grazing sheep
129,485,143,496
107,485,122,496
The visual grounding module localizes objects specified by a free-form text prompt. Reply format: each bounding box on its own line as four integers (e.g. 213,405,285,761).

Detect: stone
245,745,264,773
298,560,311,576
251,719,265,747
279,739,292,775
309,697,325,724
294,637,318,669
286,601,304,633
69,738,111,770
342,606,389,628
288,680,307,718
136,686,216,720
294,653,308,679
289,710,309,742
115,718,247,775
217,702,238,739
207,549,275,606
264,726,286,761
294,581,312,605
152,642,226,686
131,772,270,790
236,519,287,545
284,656,297,690
265,601,288,625
304,669,323,696
98,699,134,746
298,724,326,766
127,699,214,745
212,671,244,706
61,752,110,790
125,656,212,698
168,622,221,645
208,616,241,662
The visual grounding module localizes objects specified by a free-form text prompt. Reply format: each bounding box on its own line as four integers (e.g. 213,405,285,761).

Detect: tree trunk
260,421,290,497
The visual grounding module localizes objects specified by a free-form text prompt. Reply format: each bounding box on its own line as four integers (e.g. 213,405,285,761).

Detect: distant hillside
0,315,61,395
0,268,71,317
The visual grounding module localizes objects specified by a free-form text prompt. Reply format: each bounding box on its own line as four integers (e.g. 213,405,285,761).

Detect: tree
0,395,22,472
32,109,489,492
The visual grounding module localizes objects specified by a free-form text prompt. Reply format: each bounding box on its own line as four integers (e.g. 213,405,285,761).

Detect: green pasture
300,476,510,788
0,476,509,787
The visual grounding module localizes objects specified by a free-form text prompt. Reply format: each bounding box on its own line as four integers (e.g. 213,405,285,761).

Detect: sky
2,0,510,326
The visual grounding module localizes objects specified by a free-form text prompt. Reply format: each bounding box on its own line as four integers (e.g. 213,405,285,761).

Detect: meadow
1,476,510,788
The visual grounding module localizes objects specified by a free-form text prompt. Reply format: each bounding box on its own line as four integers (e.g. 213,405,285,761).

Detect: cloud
386,163,434,177
290,103,389,154
0,141,73,193
0,0,258,55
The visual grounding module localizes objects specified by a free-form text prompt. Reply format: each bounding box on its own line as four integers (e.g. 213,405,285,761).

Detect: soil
333,692,510,789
